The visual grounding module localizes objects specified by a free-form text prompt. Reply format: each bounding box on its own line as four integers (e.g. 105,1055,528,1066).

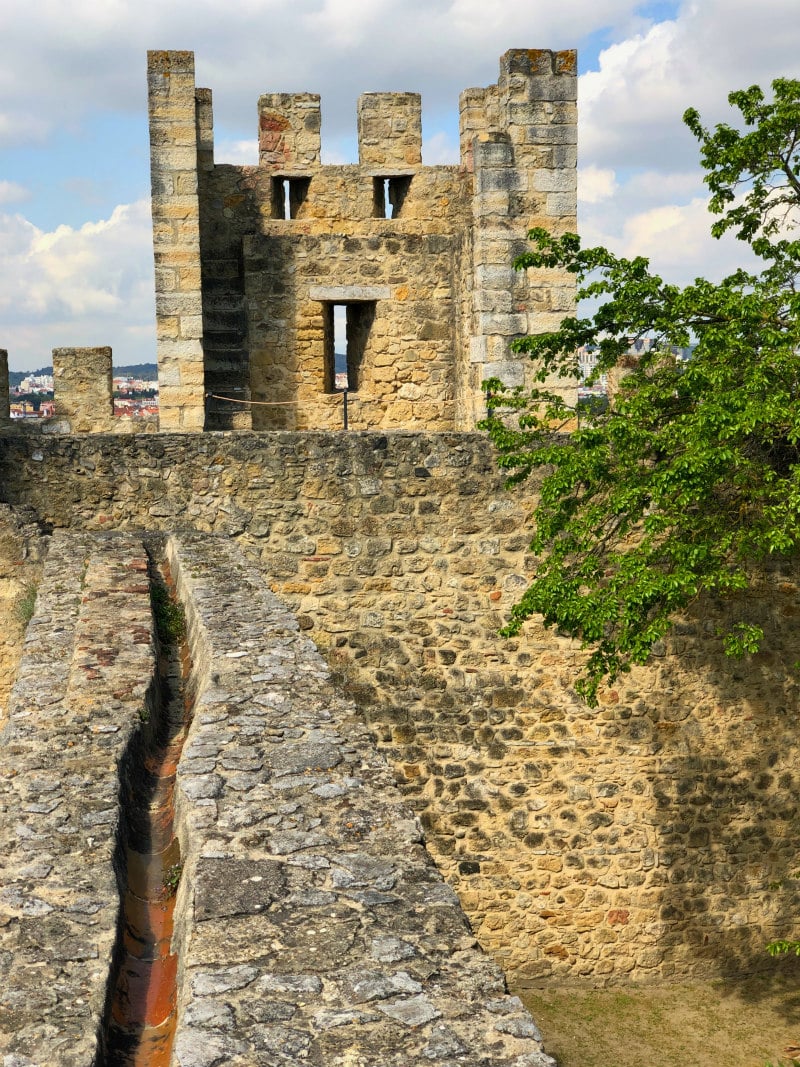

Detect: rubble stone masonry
0,525,554,1066
2,429,798,987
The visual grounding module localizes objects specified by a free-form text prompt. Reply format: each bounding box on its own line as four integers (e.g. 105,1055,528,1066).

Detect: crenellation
357,91,422,168
51,346,114,432
258,92,322,170
141,48,577,430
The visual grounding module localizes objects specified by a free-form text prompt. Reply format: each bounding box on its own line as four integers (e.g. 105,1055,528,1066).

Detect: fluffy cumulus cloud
575,0,800,285
2,1,800,366
580,0,800,172
0,0,641,149
0,201,155,369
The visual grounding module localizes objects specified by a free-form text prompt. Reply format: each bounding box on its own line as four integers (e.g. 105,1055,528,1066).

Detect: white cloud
0,0,644,149
422,131,459,165
215,138,258,165
579,0,800,173
0,181,31,206
580,187,761,286
578,166,618,204
0,201,155,370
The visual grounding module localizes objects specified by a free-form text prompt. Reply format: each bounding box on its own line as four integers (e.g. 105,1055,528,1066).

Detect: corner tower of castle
147,49,578,432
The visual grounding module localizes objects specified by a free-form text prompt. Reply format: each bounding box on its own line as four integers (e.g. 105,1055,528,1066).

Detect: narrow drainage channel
98,555,194,1067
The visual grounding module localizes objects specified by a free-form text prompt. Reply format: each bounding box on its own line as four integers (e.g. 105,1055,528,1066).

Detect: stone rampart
0,531,156,1064
0,525,554,1065
166,530,552,1066
2,429,799,987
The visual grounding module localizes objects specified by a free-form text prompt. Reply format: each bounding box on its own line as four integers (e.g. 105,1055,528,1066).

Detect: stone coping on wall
0,531,156,1066
167,529,554,1066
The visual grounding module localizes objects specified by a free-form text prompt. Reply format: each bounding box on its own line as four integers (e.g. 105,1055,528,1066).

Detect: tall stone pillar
0,350,9,423
147,50,206,432
52,347,114,433
461,49,578,427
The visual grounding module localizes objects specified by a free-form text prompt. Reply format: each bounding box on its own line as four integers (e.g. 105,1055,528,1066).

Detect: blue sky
1,0,797,370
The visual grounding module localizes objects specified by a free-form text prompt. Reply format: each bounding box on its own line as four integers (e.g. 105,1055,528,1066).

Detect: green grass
14,581,38,629
150,581,186,646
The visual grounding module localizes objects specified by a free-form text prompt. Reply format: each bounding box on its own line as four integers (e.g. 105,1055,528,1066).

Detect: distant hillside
9,363,157,386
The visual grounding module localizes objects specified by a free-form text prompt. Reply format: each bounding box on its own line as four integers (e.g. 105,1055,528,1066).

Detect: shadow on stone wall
641,580,800,1004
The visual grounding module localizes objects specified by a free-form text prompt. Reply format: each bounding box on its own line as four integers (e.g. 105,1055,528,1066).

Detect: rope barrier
205,392,381,406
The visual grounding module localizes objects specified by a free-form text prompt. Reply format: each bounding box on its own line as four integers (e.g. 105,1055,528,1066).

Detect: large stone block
52,346,114,433
357,92,422,167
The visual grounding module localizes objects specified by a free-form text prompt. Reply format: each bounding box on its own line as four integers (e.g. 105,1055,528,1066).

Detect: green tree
482,78,800,706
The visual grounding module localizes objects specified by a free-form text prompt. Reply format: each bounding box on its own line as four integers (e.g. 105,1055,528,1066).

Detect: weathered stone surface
1,429,799,989
145,48,577,431
164,530,553,1065
0,531,156,1065
52,347,115,433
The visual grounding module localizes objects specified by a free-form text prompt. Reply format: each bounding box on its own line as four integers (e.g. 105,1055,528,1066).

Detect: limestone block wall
2,429,799,988
459,49,578,427
149,49,578,432
148,50,206,432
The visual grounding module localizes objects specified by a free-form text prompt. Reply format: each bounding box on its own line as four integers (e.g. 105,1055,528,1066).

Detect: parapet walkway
0,528,554,1066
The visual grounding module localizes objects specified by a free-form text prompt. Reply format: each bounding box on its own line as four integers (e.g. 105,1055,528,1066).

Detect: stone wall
0,531,156,1065
166,530,553,1066
2,428,799,987
0,505,46,727
0,526,554,1066
147,50,207,432
52,346,115,433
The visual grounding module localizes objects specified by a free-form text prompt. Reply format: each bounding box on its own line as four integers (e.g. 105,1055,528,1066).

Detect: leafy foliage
150,580,186,647
482,78,800,705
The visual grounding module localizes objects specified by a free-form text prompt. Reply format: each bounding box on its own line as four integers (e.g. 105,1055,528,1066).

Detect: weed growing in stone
14,581,37,630
150,581,186,647
162,861,183,898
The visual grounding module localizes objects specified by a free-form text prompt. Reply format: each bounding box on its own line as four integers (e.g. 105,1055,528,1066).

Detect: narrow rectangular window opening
388,176,411,218
322,302,376,393
372,176,411,219
272,177,310,219
372,178,388,219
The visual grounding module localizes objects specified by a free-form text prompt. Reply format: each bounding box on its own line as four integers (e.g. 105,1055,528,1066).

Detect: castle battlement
147,49,577,433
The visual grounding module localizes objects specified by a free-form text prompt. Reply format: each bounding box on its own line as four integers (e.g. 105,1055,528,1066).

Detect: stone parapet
0,531,155,1065
165,530,553,1066
52,345,115,432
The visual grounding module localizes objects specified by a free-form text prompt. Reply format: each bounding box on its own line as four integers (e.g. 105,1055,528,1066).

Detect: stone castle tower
147,49,577,432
